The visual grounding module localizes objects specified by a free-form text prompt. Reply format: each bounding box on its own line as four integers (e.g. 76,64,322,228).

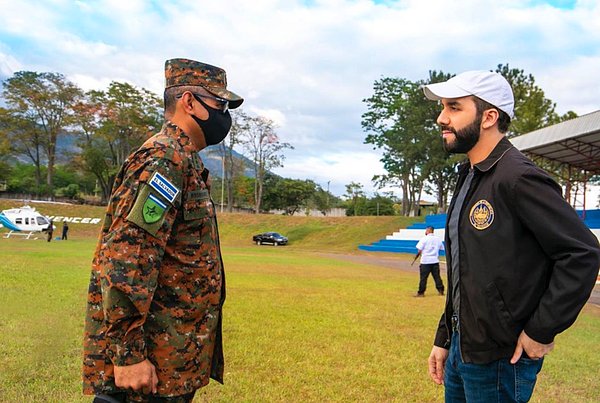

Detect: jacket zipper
457,169,478,363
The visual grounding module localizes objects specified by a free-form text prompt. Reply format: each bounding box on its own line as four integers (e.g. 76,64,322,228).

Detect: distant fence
0,193,83,204
269,208,346,217
1,193,348,217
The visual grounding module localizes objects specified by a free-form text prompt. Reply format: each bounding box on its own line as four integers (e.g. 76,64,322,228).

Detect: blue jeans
444,333,543,402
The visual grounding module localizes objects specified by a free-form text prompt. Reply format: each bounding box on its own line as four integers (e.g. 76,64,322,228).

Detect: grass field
1,201,599,402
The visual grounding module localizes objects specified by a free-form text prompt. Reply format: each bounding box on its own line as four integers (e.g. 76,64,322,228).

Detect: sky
0,0,599,205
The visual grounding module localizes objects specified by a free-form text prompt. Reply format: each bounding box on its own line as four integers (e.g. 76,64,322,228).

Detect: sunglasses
177,91,228,112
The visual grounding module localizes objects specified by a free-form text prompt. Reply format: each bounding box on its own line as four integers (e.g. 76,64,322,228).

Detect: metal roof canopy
511,110,600,175
511,110,600,212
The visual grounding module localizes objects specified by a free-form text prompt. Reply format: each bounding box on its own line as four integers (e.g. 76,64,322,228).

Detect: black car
252,232,288,246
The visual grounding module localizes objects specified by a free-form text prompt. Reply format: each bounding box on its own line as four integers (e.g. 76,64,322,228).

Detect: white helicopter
0,205,54,239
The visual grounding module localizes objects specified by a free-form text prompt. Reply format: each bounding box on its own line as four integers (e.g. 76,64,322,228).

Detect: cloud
0,51,21,78
273,149,386,196
0,0,599,201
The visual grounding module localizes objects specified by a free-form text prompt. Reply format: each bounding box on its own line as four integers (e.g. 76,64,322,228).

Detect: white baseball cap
423,70,515,118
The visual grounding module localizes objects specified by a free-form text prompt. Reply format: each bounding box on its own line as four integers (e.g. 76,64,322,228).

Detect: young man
422,70,600,402
414,226,445,297
83,59,243,403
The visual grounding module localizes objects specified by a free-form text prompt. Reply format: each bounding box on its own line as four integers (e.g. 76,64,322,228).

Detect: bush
55,183,80,199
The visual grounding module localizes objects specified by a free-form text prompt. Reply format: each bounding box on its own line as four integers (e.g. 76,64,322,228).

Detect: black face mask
191,96,232,146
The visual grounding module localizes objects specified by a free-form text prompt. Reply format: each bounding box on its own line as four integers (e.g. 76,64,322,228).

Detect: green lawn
0,237,599,402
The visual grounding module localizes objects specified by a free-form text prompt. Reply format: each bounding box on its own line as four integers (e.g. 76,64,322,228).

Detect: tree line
0,70,317,214
2,64,586,216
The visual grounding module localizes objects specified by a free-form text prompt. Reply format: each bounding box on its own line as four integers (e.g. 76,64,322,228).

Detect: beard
442,113,482,154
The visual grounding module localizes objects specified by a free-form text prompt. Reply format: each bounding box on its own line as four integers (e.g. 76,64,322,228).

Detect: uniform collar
163,121,201,154
458,136,513,174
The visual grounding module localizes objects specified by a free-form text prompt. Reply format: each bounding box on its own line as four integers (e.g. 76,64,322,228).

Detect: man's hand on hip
510,330,554,364
428,346,449,385
114,359,158,394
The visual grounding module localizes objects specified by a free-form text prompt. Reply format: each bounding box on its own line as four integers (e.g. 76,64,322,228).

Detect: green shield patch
126,184,172,236
143,193,167,223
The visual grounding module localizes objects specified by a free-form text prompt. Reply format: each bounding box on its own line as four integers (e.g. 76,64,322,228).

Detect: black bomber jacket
434,137,600,364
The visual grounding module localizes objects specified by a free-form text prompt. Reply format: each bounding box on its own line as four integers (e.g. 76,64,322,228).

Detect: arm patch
126,184,171,236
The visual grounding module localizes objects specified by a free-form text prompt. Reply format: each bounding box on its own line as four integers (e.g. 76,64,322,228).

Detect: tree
0,112,11,158
1,71,83,195
223,110,250,212
94,82,163,167
344,182,366,216
71,93,112,202
72,83,162,202
233,176,255,209
270,178,316,215
495,64,576,137
364,193,396,216
363,77,433,215
0,107,46,193
311,184,337,216
240,115,293,213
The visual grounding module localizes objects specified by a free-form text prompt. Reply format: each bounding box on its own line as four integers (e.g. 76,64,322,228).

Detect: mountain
9,133,258,179
198,145,256,178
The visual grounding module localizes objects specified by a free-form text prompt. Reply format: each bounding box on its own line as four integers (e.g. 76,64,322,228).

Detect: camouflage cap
165,58,244,109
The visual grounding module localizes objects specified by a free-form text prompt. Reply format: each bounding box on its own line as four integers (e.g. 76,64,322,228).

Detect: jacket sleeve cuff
106,336,147,366
434,313,451,348
523,325,555,345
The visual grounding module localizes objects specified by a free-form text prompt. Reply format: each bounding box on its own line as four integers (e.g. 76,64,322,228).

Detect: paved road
320,252,600,307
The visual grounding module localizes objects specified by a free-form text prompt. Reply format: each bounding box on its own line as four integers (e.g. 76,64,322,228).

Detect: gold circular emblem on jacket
469,200,494,230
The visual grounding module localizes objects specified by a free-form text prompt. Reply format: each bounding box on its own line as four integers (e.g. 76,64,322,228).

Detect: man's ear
481,108,499,129
178,91,195,113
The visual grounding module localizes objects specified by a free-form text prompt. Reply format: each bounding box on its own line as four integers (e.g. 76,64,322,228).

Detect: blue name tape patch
149,172,180,204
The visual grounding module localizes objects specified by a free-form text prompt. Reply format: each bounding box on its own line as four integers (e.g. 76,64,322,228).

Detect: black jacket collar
458,136,514,175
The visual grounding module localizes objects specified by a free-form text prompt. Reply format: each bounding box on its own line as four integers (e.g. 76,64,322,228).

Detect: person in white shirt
414,226,445,297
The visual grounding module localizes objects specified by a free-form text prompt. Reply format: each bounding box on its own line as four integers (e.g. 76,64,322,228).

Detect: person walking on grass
82,58,243,403
46,219,53,242
422,70,600,402
414,226,444,297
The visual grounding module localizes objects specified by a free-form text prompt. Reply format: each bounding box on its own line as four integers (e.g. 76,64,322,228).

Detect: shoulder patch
127,184,171,236
149,171,180,204
469,200,494,230
143,193,168,223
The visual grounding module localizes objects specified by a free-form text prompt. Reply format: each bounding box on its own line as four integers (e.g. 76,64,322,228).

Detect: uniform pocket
183,190,213,221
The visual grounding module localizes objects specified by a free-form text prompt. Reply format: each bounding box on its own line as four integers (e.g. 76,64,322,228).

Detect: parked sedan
252,232,288,246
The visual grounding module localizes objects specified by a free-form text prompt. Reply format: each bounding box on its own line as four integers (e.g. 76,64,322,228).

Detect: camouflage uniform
83,59,242,402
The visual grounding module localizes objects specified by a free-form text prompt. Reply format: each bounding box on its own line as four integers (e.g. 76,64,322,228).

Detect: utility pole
326,180,330,216
220,148,225,213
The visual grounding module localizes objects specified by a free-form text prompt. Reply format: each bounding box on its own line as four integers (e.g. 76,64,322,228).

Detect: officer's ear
179,91,196,114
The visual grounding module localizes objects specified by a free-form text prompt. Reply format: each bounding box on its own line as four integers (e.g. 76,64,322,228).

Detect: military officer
83,58,243,403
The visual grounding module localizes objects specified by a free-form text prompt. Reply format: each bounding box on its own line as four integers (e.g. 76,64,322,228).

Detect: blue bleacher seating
358,209,600,254
359,212,448,255
577,209,600,229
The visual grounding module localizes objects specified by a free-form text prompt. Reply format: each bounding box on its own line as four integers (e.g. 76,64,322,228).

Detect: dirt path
319,252,600,307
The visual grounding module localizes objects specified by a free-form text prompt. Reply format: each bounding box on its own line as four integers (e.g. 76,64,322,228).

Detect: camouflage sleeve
99,149,183,367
